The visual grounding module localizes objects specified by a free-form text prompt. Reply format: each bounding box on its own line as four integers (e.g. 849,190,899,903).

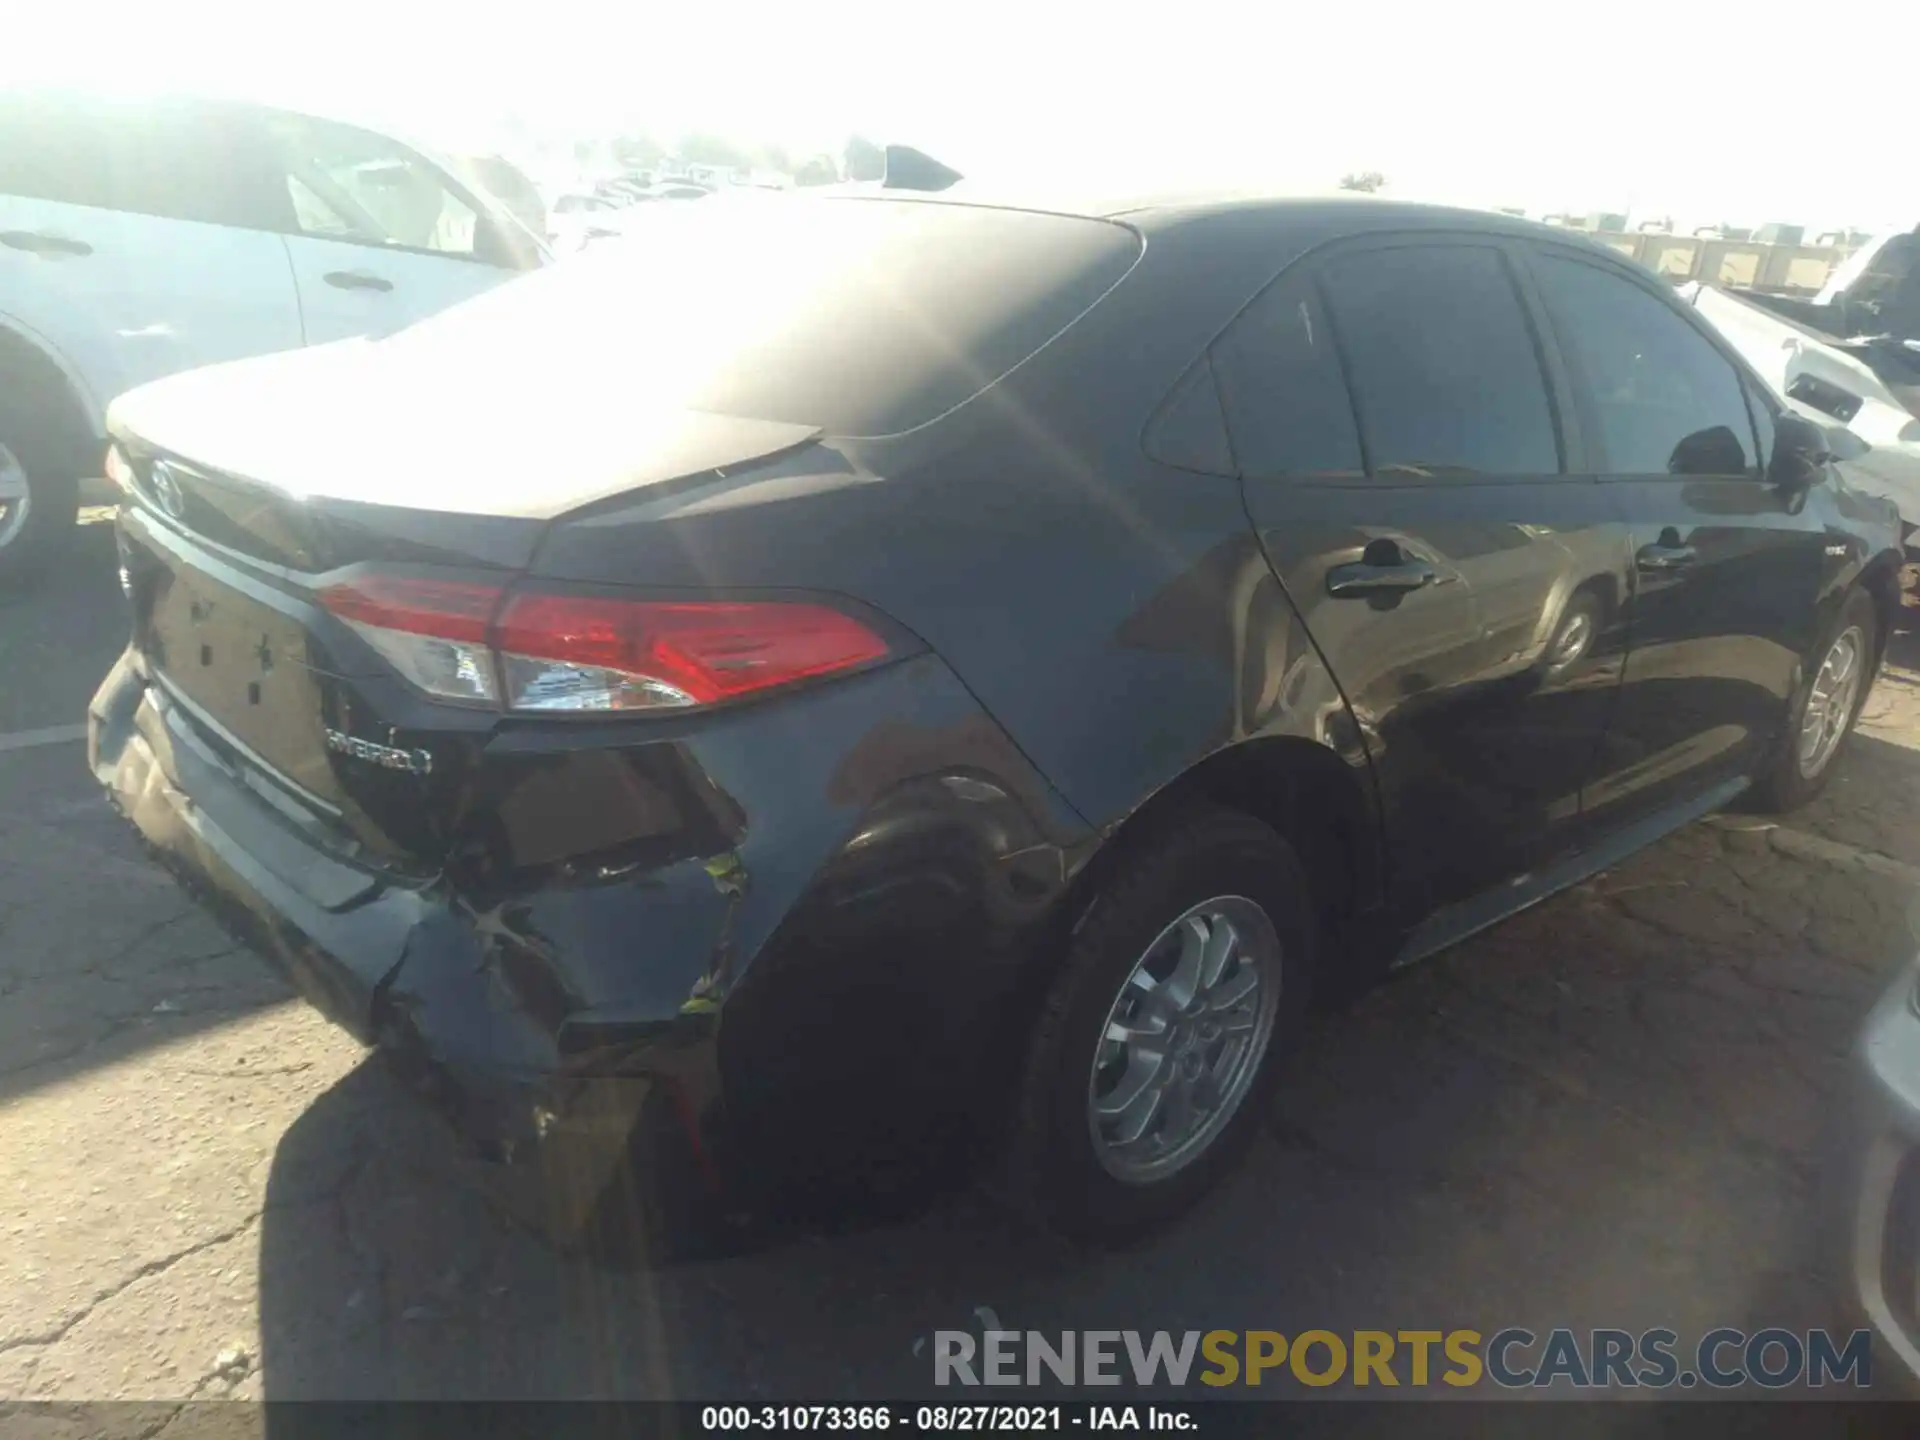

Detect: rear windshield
391,194,1142,437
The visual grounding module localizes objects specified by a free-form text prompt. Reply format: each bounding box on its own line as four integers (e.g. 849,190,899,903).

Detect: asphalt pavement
4,515,1919,1411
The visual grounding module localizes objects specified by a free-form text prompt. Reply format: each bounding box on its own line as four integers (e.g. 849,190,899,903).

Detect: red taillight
494,594,891,711
318,575,503,643
318,574,891,714
320,575,507,706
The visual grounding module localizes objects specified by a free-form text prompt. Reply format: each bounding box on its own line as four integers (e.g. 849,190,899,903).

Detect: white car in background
0,89,546,583
548,180,722,253
1682,280,1920,544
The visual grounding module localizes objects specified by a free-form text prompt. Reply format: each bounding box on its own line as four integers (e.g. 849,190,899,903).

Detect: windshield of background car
389,194,1142,437
1851,233,1919,308
1824,229,1916,304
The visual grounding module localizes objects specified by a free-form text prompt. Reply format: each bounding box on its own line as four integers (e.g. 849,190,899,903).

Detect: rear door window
0,94,291,231
1210,271,1364,478
266,113,481,257
103,102,294,232
1320,244,1562,478
1532,253,1759,478
1143,359,1236,476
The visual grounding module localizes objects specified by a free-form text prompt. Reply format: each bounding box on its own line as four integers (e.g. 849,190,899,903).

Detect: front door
1220,238,1633,925
1522,246,1830,824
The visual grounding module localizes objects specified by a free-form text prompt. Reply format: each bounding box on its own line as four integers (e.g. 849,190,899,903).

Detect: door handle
1326,559,1442,597
1635,542,1697,571
323,270,394,292
0,230,92,257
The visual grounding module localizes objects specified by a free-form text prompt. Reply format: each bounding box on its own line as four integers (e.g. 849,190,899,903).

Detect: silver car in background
1838,947,1920,1391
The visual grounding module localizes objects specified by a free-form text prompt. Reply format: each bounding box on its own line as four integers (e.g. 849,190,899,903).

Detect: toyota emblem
149,460,188,522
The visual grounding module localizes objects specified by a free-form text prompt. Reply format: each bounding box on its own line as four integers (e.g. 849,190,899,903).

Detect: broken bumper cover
86,648,705,1210
88,639,1090,1225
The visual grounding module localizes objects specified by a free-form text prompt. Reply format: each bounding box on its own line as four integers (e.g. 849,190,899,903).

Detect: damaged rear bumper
88,636,1091,1233
88,647,711,1223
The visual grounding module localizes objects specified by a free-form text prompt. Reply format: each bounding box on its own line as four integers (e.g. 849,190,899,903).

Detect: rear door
1524,245,1830,823
260,111,518,342
1223,236,1633,925
0,94,303,402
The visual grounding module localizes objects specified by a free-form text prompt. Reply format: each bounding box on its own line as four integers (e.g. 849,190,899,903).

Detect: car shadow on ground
254,712,1920,1406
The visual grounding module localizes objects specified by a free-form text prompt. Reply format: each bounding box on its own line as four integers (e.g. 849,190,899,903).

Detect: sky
4,0,1916,231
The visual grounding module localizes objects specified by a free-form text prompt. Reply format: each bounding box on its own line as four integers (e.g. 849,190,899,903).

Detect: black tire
0,378,81,589
1003,806,1318,1244
1751,586,1880,812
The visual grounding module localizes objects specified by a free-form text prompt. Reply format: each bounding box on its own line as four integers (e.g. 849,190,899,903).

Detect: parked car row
0,89,543,583
544,173,717,253
87,190,1901,1252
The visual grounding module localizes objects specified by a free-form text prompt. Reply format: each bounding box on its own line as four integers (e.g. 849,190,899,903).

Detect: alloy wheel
1546,604,1596,673
1087,895,1281,1185
0,441,29,552
1798,624,1866,779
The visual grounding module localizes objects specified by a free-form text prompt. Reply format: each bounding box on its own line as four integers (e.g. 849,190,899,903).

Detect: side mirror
1825,424,1873,463
1769,411,1832,493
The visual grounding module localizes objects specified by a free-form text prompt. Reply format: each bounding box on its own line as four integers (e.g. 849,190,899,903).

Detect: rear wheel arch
0,323,99,580
1058,737,1383,976
1003,804,1317,1240
0,322,100,478
1571,570,1621,623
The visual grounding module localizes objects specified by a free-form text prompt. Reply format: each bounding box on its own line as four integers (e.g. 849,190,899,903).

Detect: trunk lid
108,340,822,570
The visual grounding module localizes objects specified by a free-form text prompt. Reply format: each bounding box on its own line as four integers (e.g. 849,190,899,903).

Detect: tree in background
612,133,666,171
1339,171,1387,193
843,134,885,183
758,142,793,176
794,154,840,187
679,132,753,170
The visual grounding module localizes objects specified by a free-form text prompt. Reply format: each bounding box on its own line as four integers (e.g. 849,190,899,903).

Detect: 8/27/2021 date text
700,1406,1198,1431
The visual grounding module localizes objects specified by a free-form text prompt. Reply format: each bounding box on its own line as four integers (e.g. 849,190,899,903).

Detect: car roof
829,184,1600,248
